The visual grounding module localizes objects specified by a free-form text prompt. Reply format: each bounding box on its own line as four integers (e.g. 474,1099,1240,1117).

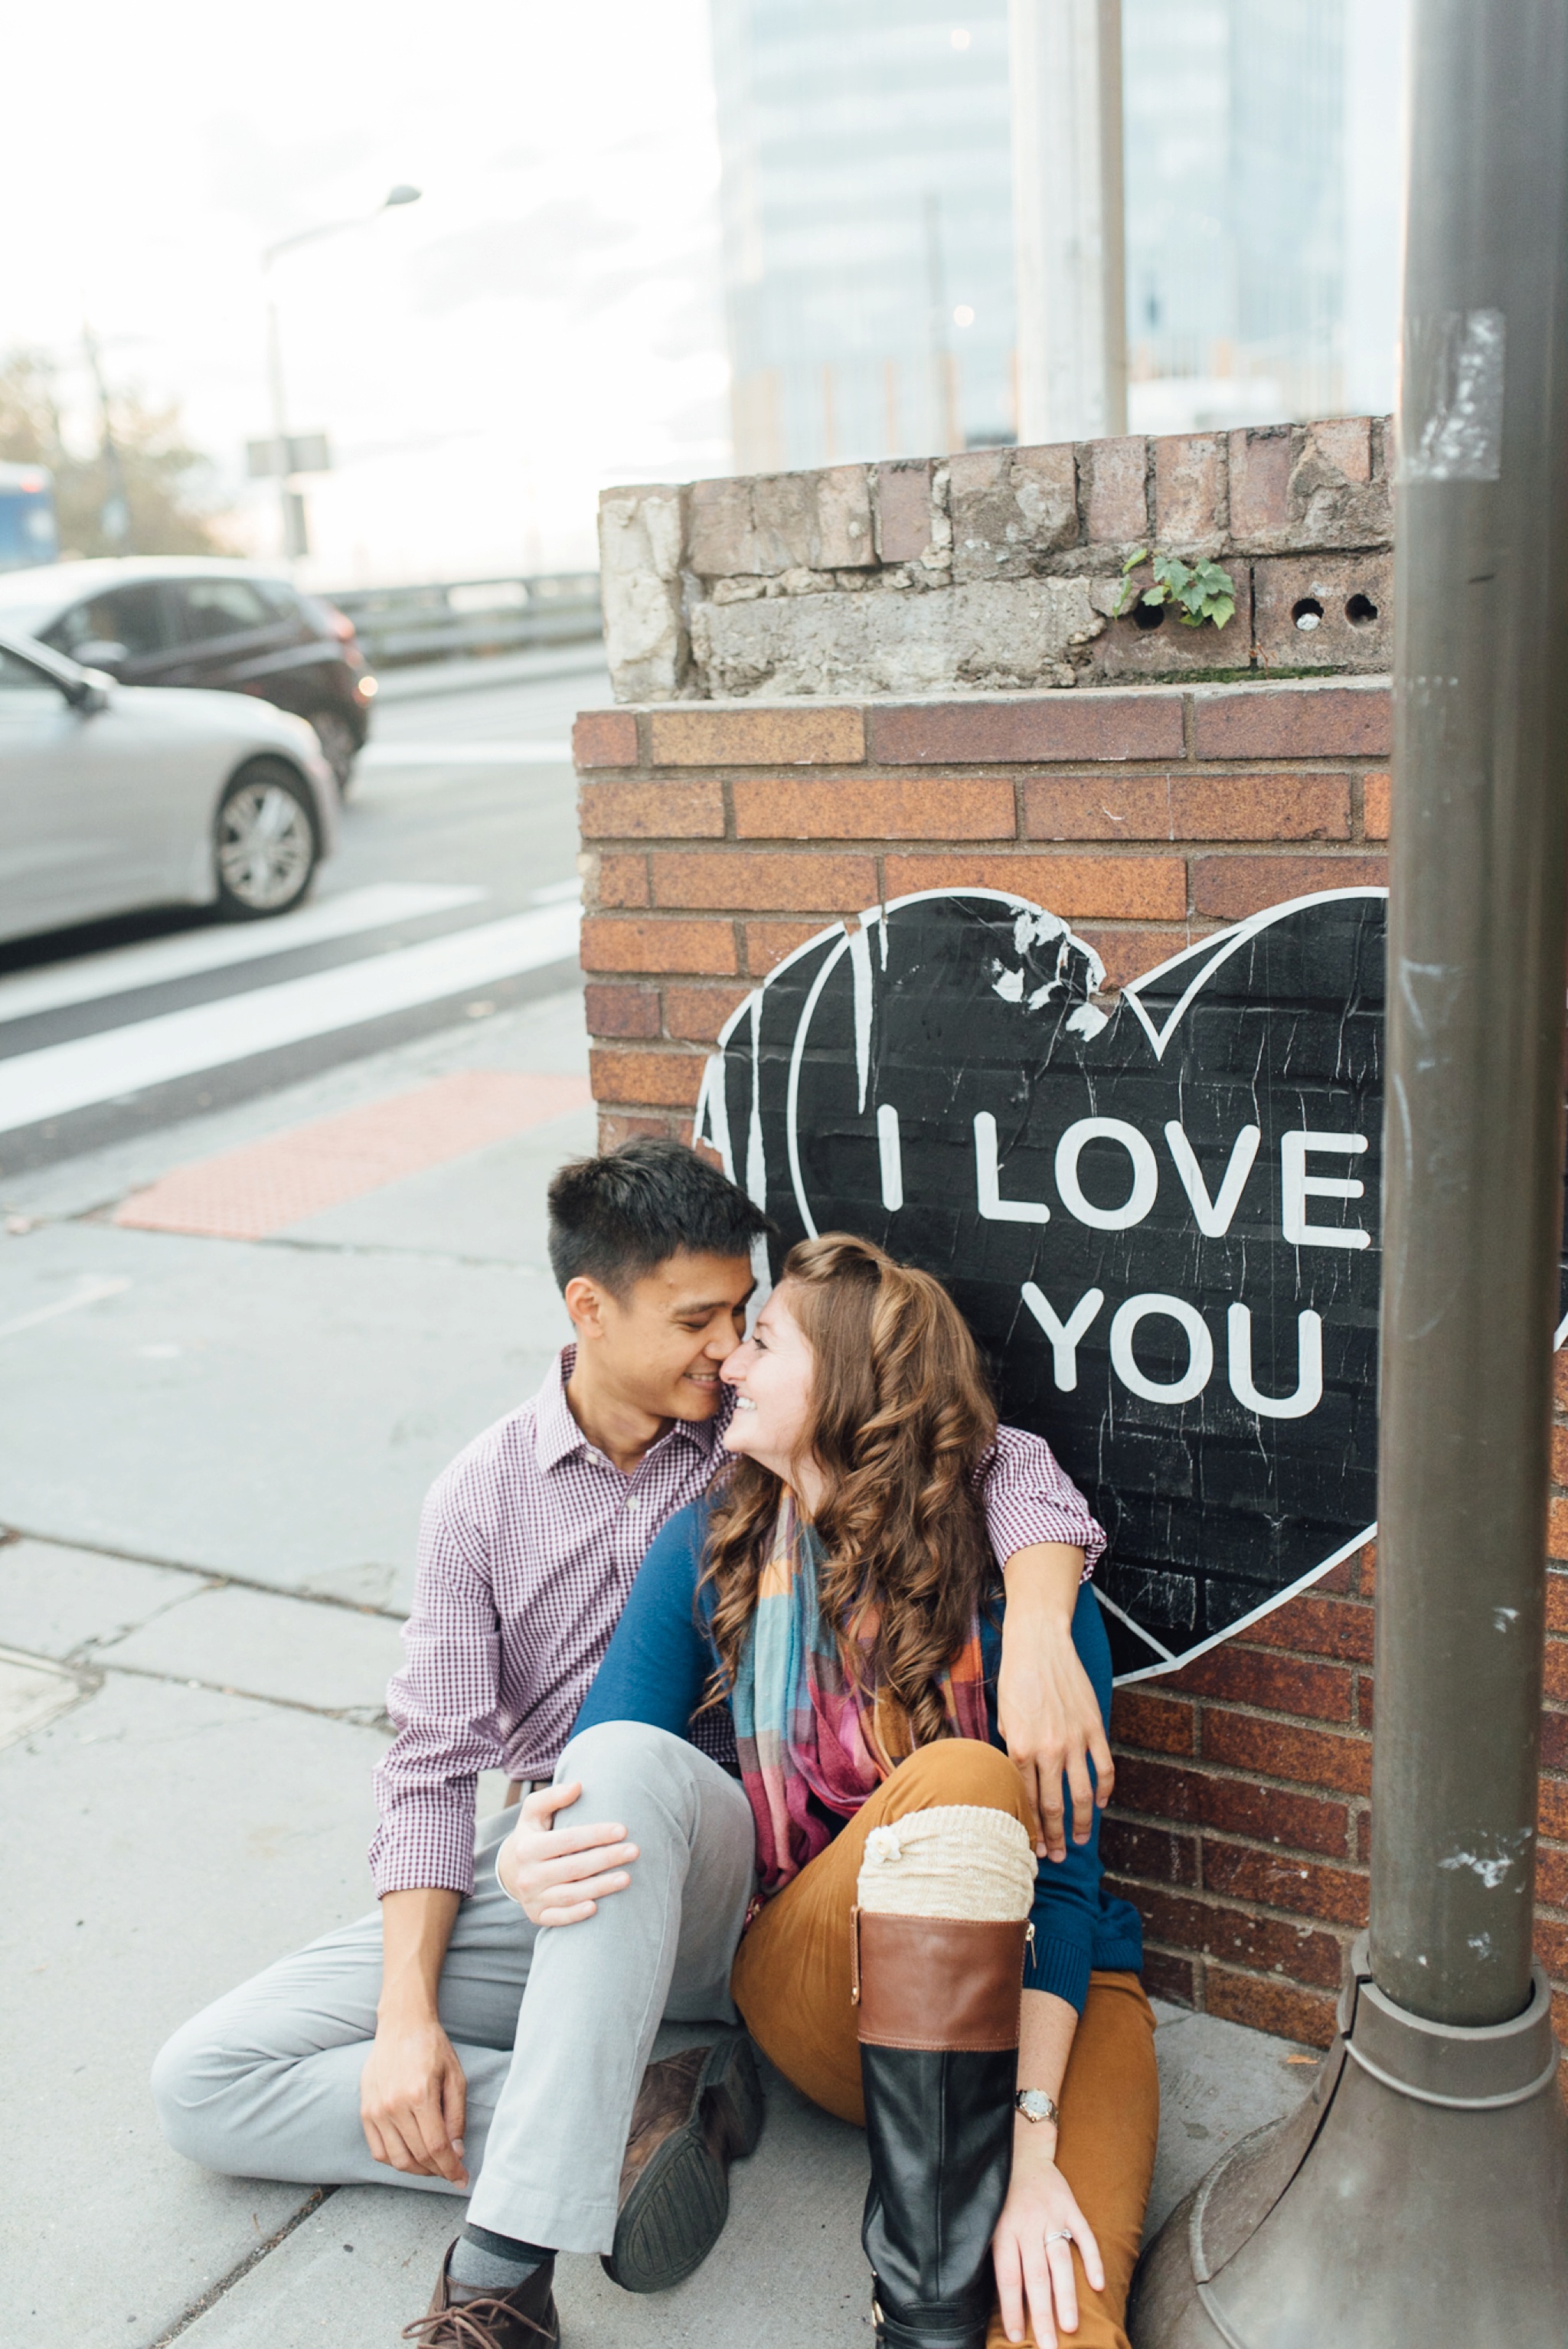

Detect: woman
565,1234,1158,2349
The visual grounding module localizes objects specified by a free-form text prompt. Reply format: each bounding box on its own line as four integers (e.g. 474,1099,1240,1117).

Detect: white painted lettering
1227,1304,1324,1420
877,1103,904,1212
1281,1131,1370,1250
974,1111,1050,1223
1163,1122,1261,1237
1109,1294,1214,1404
1054,1118,1160,1230
1021,1282,1105,1391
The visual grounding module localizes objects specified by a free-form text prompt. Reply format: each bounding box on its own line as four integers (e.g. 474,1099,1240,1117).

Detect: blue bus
0,462,59,570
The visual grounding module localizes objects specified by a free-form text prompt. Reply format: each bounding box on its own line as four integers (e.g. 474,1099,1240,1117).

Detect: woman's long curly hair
701,1232,998,1749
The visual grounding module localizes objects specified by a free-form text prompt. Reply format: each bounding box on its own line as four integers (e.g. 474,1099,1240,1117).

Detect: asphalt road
0,649,612,1172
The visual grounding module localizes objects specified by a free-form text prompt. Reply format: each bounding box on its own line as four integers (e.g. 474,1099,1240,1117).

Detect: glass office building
709,0,1405,469
710,0,1017,470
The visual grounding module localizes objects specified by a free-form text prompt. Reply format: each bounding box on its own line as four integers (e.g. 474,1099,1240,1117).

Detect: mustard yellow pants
730,1740,1160,2349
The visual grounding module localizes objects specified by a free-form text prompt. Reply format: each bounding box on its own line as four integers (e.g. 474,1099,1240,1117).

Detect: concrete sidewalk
0,982,1318,2349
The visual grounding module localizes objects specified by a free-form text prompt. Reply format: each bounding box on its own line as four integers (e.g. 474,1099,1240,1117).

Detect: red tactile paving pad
113,1070,592,1240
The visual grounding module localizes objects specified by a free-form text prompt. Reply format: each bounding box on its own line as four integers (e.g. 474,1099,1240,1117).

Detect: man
153,1141,1113,2347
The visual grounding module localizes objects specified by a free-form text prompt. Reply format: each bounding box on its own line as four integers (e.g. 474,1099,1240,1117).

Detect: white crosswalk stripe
0,897,581,1139
0,884,484,1024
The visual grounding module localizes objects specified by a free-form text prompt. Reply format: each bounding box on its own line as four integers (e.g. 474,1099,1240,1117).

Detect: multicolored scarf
729,1495,990,1891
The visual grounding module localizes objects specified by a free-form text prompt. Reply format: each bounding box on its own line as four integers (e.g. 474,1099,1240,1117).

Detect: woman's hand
497,1779,640,1925
997,1544,1113,1861
991,2133,1103,2347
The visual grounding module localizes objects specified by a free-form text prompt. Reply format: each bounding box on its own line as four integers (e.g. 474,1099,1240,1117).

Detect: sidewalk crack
144,2187,338,2347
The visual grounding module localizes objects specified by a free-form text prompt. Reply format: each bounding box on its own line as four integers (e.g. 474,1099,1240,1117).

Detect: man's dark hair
547,1139,774,1295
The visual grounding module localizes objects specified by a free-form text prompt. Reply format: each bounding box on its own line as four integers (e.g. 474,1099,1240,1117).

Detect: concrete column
1009,0,1127,445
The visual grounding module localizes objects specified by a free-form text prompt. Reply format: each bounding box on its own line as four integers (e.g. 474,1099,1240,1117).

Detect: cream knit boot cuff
855,1804,1037,1923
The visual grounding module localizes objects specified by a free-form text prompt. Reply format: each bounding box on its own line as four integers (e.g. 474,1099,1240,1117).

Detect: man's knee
150,2013,241,2170
895,1737,1031,1825
557,1718,701,1809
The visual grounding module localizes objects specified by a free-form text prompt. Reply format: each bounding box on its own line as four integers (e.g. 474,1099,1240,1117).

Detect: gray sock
449,2223,553,2293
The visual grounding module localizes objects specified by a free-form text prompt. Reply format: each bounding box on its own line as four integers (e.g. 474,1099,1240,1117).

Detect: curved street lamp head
383,185,422,208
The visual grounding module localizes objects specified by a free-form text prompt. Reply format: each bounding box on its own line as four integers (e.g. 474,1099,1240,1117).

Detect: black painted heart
697,886,1393,1681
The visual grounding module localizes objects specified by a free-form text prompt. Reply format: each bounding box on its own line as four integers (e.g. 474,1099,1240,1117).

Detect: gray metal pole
1371,0,1568,2029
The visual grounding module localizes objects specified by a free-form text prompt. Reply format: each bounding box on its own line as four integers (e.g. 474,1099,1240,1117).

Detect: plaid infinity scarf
729,1494,990,1892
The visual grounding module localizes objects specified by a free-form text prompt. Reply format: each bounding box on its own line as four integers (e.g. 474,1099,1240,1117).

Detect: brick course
574,666,1568,2050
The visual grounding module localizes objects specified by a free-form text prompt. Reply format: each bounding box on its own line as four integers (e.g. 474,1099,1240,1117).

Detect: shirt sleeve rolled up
369,1472,508,1898
975,1422,1106,1580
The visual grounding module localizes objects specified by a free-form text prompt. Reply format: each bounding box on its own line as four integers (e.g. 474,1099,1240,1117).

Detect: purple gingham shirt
370,1344,1106,1896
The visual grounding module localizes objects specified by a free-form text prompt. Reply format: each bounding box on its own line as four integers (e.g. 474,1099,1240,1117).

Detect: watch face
1016,2089,1057,2122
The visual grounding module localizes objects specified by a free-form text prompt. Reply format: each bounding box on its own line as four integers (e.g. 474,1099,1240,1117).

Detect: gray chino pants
151,1722,758,2255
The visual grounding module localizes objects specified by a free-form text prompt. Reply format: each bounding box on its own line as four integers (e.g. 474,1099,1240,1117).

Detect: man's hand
991,2134,1103,2347
361,2012,469,2185
997,1544,1113,1861
497,1779,639,1926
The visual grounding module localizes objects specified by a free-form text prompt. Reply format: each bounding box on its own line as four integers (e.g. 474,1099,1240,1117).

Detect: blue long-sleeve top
573,1500,1142,2013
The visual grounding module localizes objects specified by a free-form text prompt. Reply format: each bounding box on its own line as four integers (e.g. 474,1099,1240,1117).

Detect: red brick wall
574,672,1568,2046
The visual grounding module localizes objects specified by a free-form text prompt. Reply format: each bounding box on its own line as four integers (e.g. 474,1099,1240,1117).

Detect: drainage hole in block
1292,597,1325,632
1132,600,1165,632
1345,593,1379,625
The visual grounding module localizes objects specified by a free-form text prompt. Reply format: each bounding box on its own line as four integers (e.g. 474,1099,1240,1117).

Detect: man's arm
360,1890,468,2185
975,1428,1114,1861
998,1543,1114,1861
362,1469,506,2183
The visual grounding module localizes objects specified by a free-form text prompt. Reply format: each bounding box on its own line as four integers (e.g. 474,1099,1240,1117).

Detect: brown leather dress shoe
403,2243,560,2348
601,2027,766,2293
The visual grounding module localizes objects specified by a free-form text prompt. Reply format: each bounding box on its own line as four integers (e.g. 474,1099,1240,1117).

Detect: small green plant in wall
1115,547,1236,629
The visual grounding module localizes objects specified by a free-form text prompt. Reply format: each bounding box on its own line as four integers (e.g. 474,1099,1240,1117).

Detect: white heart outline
693,880,1545,1683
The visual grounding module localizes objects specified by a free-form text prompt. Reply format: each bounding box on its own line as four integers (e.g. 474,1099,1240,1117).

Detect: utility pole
260,183,421,573
1131,3,1568,2338
81,322,132,552
1009,0,1126,444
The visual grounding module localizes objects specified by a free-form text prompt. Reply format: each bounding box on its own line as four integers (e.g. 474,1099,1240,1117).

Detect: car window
47,586,169,659
166,579,273,643
257,580,305,622
0,647,60,698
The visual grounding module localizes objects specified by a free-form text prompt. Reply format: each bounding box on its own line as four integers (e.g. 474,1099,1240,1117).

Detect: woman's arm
991,1990,1103,2347
498,1505,720,1926
569,1501,715,1740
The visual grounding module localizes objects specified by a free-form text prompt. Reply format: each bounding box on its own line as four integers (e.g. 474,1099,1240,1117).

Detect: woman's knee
894,1736,1032,1826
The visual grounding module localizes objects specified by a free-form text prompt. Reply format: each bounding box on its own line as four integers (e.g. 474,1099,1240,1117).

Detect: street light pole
1129,2,1568,2340
260,183,420,570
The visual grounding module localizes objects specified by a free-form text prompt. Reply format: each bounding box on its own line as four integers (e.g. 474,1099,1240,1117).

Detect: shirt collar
534,1342,726,1478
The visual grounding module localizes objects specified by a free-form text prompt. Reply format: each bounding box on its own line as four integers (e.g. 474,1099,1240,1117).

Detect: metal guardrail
324,572,603,669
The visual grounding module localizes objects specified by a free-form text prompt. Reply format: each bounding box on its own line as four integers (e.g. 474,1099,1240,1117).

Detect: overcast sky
2,0,730,583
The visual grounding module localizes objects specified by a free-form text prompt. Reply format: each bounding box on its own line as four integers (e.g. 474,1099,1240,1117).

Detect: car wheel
310,708,358,793
214,761,319,920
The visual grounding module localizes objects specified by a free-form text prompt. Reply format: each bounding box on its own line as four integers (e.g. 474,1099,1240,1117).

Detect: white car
0,629,337,948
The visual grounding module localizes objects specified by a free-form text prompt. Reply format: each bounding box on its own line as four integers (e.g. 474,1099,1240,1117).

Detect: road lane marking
0,884,485,1027
116,1070,593,1239
360,741,573,766
0,904,581,1135
0,1276,131,1341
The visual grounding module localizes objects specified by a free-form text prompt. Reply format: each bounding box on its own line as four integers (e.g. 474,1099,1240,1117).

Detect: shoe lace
401,2292,551,2348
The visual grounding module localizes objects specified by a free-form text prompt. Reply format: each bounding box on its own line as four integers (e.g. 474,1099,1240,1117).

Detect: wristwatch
1014,2089,1061,2126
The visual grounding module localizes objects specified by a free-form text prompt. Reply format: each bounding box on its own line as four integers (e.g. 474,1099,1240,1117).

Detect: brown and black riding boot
601,2027,766,2292
404,2243,560,2349
855,1909,1027,2349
